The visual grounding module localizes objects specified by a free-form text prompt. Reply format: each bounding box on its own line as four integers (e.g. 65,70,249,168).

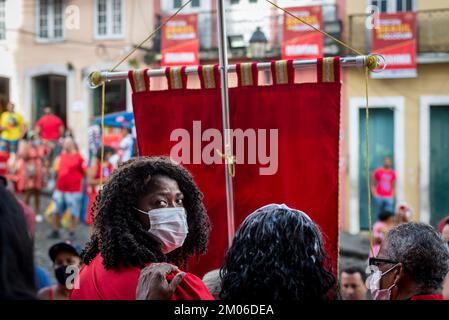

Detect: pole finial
88,71,104,89
366,54,387,72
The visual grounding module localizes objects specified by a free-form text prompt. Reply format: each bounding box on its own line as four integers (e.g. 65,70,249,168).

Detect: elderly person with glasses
367,222,449,300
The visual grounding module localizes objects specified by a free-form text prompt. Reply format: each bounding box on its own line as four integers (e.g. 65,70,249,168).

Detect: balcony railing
348,9,449,55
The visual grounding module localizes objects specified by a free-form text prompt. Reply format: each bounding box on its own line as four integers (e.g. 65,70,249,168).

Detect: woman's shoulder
37,285,55,300
73,254,142,300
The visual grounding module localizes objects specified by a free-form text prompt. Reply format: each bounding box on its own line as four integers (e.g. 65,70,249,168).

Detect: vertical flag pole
216,0,236,248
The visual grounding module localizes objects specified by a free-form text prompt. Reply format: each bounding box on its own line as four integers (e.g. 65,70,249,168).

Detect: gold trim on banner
323,57,335,82
275,60,288,84
133,70,147,92
170,67,183,89
203,65,216,89
240,63,253,86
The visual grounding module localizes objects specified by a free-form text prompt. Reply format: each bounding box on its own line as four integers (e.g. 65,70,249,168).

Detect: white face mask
367,264,398,300
134,207,189,254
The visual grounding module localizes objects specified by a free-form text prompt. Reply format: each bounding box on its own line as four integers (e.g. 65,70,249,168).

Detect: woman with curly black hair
219,203,336,300
70,156,213,300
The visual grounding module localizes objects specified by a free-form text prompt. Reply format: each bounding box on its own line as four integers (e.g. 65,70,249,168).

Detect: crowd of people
1,153,449,301
0,102,136,237
1,102,449,301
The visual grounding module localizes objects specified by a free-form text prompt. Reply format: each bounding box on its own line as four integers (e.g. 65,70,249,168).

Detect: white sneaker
35,214,43,223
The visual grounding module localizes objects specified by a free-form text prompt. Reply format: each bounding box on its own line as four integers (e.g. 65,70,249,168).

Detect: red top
49,287,53,301
373,168,396,197
95,161,113,180
56,152,86,192
0,151,8,176
36,114,64,141
411,294,445,300
70,254,214,300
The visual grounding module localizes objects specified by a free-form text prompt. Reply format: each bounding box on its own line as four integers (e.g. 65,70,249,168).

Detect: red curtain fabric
130,59,340,277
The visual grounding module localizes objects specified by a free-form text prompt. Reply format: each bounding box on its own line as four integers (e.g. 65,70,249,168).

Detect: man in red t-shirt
35,107,64,142
35,107,64,166
372,156,396,216
49,137,87,240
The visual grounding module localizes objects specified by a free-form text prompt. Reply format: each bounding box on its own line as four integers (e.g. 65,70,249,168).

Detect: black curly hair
82,156,211,270
219,204,336,301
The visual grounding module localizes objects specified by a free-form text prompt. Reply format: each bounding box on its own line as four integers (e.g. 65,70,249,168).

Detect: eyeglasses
368,257,399,267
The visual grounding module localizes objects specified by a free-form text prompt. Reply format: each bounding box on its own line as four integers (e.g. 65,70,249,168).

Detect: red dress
16,142,47,192
85,161,113,225
69,254,214,300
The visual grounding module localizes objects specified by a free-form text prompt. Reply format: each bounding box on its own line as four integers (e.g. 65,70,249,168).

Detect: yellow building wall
342,0,449,230
345,63,449,227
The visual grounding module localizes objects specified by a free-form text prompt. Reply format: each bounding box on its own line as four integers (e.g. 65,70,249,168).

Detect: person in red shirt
70,157,213,300
49,137,87,239
367,222,449,300
35,107,64,167
85,146,115,229
372,156,396,216
35,107,64,142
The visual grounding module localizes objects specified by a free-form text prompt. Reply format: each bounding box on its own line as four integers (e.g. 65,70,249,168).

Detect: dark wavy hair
219,204,336,301
0,185,36,299
82,156,211,270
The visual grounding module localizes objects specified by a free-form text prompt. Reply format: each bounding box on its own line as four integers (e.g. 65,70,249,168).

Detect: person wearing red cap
37,242,81,300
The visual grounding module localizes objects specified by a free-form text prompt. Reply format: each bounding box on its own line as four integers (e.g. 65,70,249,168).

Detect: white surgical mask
134,207,188,254
367,264,398,300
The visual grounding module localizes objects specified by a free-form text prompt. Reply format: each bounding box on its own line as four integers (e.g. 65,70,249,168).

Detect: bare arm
87,159,100,185
20,123,27,139
35,124,42,138
37,287,51,300
53,156,60,173
371,172,378,197
59,124,65,137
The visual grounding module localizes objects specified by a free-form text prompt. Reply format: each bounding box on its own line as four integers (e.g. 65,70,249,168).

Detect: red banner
282,6,323,60
161,13,199,66
372,12,417,78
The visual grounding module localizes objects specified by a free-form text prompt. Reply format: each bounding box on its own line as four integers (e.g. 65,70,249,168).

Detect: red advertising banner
161,13,199,66
371,12,417,78
282,6,323,60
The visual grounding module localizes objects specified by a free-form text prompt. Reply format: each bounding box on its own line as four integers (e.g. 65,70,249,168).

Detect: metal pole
216,0,236,248
87,55,379,87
